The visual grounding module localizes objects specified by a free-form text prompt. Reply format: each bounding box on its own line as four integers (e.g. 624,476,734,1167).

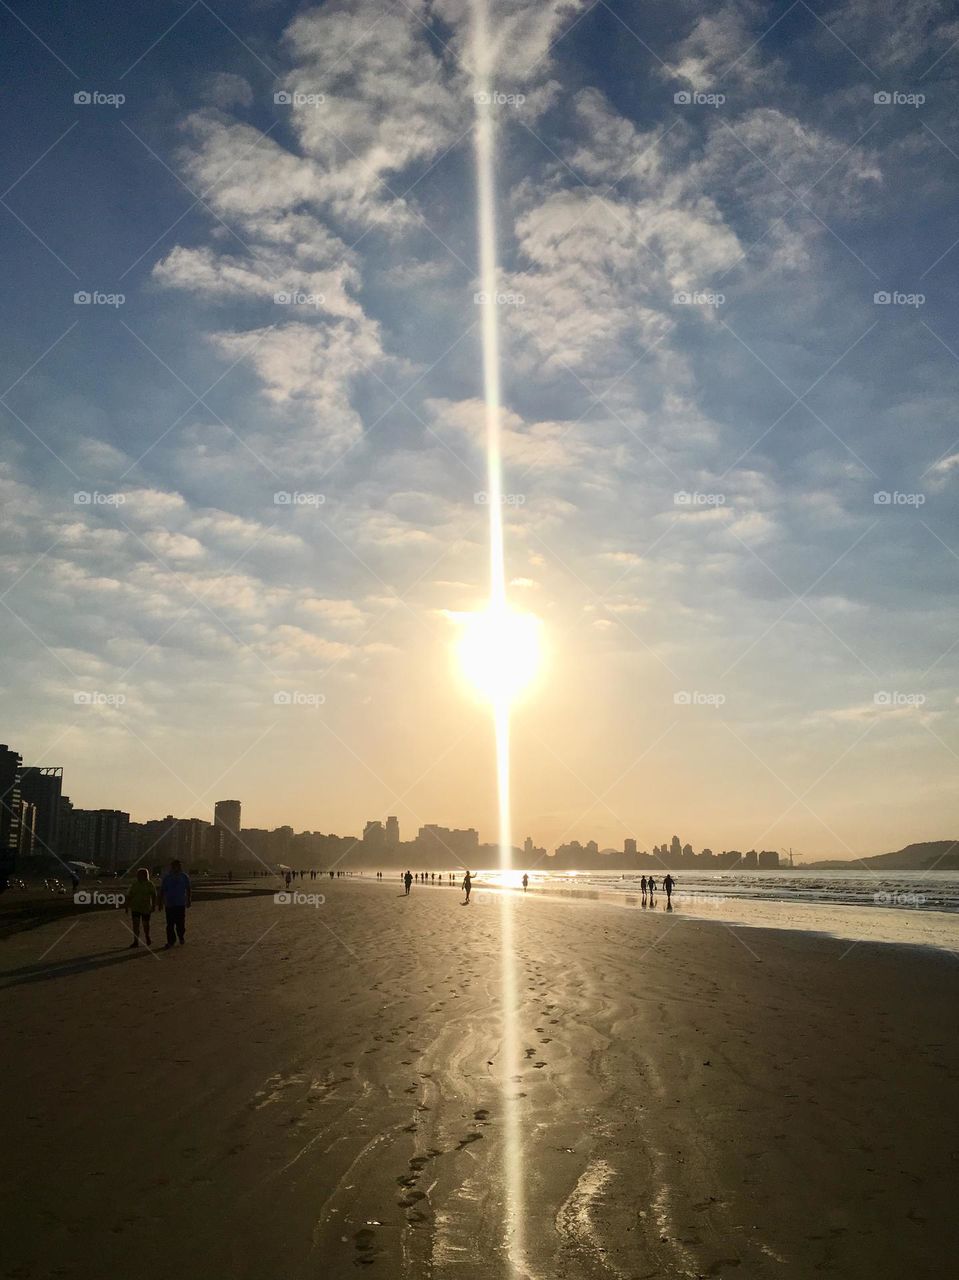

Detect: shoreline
3,880,957,1278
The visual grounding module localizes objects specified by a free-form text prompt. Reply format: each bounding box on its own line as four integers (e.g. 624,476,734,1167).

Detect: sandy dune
2,878,957,1278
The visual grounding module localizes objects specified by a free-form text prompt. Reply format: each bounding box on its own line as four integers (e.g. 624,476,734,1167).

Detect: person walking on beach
640,875,647,897
663,873,675,906
159,859,192,949
404,870,413,895
522,873,529,891
648,876,656,898
125,868,157,948
462,871,472,904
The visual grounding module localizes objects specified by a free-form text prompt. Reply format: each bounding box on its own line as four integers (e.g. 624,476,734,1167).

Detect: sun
453,603,542,705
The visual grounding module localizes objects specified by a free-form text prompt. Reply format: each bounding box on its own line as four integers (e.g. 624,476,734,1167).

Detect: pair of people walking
125,859,192,949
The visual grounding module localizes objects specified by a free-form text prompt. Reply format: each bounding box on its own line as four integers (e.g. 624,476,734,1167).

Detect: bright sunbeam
455,604,542,704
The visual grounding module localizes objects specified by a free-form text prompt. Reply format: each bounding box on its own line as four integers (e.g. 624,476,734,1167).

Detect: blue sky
2,0,958,858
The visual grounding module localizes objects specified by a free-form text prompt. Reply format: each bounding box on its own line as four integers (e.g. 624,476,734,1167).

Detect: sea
471,868,959,953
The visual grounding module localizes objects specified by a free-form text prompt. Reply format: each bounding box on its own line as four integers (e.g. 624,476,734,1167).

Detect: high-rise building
363,820,385,854
624,837,637,857
214,800,241,861
385,816,400,849
0,744,22,884
19,765,63,858
65,810,131,871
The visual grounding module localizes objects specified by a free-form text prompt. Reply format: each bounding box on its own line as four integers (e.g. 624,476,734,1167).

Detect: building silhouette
65,809,131,871
385,815,400,849
18,765,63,858
214,800,241,861
0,744,22,884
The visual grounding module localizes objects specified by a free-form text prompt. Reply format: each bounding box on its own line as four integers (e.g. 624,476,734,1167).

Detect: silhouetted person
462,871,472,903
663,873,675,905
522,873,529,892
648,876,656,898
160,859,191,948
126,868,156,948
404,870,413,895
640,875,647,896
285,870,292,890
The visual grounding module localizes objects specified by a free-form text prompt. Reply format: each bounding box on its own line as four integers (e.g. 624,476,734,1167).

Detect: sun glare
454,604,542,705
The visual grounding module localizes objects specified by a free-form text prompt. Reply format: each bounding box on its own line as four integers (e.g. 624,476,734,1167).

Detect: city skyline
3,1,959,859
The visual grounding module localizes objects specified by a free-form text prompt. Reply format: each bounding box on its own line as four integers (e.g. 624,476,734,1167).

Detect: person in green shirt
125,868,157,948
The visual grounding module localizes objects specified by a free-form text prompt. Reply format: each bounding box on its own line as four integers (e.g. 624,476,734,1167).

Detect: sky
1,0,958,860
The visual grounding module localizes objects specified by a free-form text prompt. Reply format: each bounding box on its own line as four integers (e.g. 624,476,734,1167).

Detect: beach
2,878,957,1279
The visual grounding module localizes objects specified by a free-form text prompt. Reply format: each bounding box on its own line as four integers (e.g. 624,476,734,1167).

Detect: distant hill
810,841,959,871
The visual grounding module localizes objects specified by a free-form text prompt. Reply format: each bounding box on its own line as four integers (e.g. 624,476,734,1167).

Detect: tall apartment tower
385,815,400,849
214,800,242,861
0,744,22,883
18,765,63,858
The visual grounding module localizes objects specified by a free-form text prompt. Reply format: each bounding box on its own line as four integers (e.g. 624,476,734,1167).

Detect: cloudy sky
2,0,958,859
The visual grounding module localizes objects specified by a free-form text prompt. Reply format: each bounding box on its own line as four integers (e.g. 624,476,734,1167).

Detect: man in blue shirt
159,859,192,949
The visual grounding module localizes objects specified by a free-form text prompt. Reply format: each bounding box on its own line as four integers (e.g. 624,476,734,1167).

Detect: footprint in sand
456,1132,483,1150
398,1190,426,1207
354,1226,378,1266
524,1048,535,1059
533,1062,546,1069
474,1109,490,1121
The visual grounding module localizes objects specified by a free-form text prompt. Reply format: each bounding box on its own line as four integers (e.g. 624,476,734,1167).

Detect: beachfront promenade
2,878,956,1278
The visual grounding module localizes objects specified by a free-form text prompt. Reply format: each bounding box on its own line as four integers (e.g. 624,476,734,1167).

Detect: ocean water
471,868,959,953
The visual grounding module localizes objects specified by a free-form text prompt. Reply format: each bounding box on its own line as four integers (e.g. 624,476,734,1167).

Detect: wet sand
2,878,957,1278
